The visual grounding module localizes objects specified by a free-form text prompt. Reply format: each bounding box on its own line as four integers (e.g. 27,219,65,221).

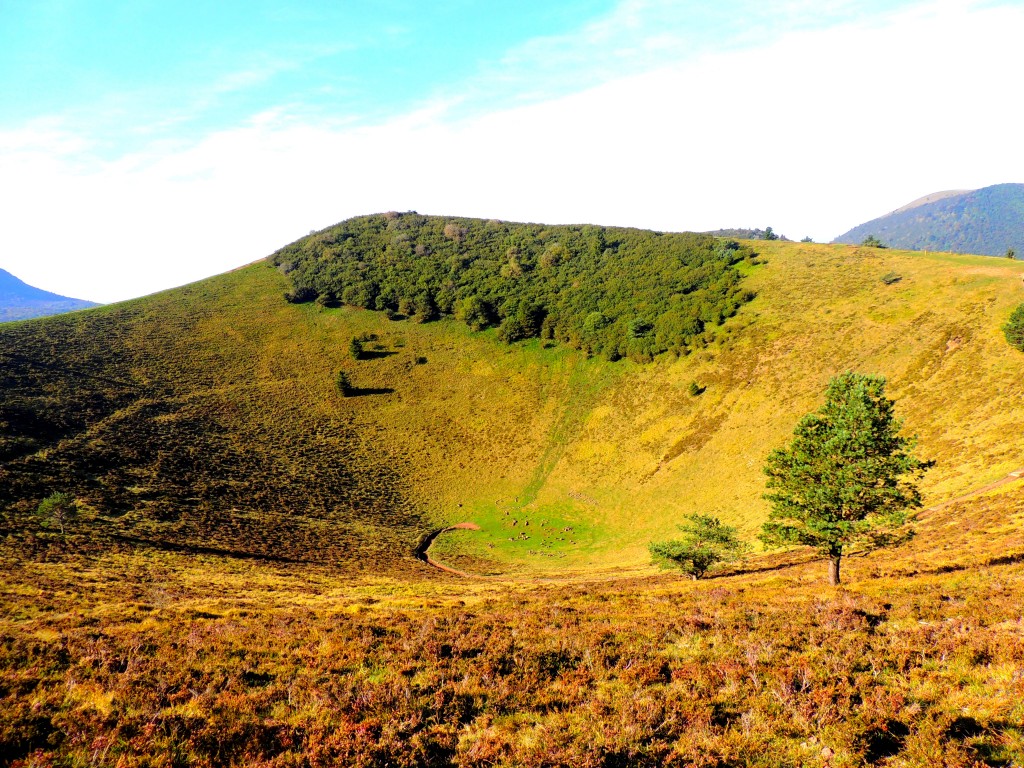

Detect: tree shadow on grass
346,387,396,396
705,551,818,579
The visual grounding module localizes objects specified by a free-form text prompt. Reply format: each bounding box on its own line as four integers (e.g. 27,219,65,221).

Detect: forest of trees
271,213,757,362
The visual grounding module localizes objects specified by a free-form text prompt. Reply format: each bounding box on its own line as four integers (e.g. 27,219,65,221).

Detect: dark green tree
456,295,493,332
36,492,77,534
762,227,779,241
349,337,364,360
649,514,747,579
761,372,933,585
861,234,888,248
411,291,439,322
1004,303,1024,352
336,370,354,396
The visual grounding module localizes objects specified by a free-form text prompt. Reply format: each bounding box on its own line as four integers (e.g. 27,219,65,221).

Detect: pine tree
649,514,747,579
36,492,77,535
336,370,354,396
1004,303,1024,352
761,372,933,585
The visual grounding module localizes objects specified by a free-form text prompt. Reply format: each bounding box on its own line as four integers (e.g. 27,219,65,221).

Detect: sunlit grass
2,238,1024,763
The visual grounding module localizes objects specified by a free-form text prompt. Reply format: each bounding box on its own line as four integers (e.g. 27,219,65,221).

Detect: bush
649,514,746,579
1004,303,1024,352
349,338,364,360
336,371,354,396
36,492,77,534
861,234,888,249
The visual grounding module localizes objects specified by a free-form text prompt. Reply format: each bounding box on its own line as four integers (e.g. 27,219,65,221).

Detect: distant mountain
0,267,98,322
833,183,1024,256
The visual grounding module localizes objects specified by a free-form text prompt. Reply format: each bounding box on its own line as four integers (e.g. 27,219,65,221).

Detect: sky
2,0,1023,303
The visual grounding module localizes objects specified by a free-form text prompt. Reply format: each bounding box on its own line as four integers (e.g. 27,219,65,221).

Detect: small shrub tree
349,337,364,360
649,514,747,579
36,492,77,534
861,234,888,248
761,372,933,585
336,370,354,396
1004,303,1024,352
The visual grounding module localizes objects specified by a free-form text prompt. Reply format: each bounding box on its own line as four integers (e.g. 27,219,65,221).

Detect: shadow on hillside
0,350,145,390
720,548,1024,582
708,553,816,580
347,387,396,396
360,350,398,360
111,534,307,564
910,550,1024,577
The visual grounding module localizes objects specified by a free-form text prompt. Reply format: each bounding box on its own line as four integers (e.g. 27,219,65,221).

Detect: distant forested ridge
271,213,756,361
833,183,1024,256
702,228,789,241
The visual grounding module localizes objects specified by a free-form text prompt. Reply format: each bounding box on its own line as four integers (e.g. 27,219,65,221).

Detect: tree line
270,212,757,362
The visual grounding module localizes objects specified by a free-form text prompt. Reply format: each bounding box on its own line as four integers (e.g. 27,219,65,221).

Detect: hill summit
0,267,98,322
832,183,1024,256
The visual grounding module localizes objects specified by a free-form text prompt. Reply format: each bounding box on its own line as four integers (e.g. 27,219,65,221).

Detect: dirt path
415,522,481,577
923,468,1024,515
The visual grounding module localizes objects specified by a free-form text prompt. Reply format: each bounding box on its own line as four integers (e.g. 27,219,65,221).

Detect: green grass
3,240,1024,576
3,236,1024,764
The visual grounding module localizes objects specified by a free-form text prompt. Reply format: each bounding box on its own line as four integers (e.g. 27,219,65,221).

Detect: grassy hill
833,183,1024,256
2,227,1024,765
0,267,98,322
2,227,1023,576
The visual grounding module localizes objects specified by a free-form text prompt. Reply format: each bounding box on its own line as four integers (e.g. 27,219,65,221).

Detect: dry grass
2,238,1024,764
1,478,1021,766
3,241,1024,575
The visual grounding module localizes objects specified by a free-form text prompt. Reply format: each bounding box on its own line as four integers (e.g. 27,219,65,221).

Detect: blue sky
1,1,618,151
2,0,1022,301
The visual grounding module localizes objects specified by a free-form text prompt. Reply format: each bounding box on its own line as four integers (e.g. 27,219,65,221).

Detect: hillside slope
1,229,1023,576
0,267,98,321
833,183,1024,256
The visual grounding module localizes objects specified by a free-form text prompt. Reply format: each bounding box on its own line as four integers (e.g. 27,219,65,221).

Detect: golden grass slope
1,240,1022,576
3,239,1024,766
423,240,1024,572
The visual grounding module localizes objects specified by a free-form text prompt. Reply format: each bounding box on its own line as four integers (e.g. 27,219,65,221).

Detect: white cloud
1,0,1021,302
